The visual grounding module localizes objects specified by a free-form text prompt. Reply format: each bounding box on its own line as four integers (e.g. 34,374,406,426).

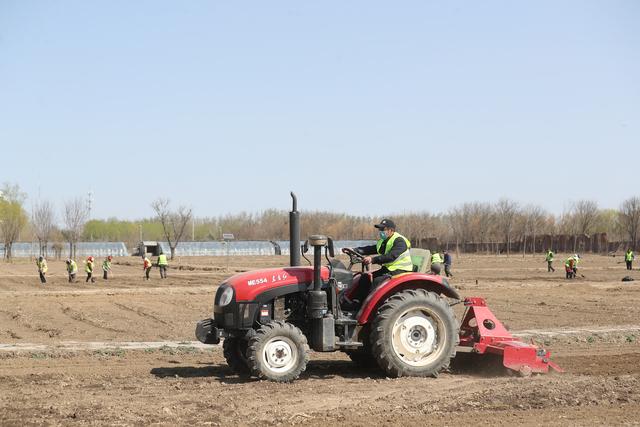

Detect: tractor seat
410,248,432,273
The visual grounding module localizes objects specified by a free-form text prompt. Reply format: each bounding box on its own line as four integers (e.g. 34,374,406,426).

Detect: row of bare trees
4,181,640,259
29,197,89,259
182,197,640,254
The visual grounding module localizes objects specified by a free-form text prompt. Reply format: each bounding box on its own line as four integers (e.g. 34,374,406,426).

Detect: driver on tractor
341,219,413,309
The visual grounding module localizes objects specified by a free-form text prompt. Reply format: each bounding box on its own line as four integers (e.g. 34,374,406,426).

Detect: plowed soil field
1,254,639,426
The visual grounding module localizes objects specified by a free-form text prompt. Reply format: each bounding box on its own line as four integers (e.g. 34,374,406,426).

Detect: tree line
1,182,639,259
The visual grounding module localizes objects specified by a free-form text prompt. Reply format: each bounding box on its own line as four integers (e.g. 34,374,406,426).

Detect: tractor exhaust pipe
289,192,300,267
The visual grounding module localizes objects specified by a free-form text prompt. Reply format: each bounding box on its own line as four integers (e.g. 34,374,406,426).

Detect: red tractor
196,194,561,382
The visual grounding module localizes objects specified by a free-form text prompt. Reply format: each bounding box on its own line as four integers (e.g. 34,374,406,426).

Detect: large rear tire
370,289,458,377
223,336,251,375
247,321,309,382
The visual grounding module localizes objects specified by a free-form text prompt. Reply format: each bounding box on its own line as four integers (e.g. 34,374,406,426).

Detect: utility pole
87,190,94,241
87,190,93,218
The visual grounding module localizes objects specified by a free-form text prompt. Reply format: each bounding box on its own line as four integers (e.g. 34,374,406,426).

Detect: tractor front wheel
370,289,458,377
247,321,309,382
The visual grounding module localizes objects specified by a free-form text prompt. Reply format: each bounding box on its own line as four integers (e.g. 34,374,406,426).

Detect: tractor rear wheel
370,289,457,378
223,336,251,375
246,321,309,382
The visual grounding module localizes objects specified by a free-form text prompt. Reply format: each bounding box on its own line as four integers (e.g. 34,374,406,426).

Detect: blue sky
1,1,638,220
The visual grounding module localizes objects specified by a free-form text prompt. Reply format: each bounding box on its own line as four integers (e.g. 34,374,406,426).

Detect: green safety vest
626,251,634,262
85,260,93,273
375,232,413,272
37,260,48,273
431,253,444,264
546,251,554,261
102,260,111,271
158,254,168,266
564,258,573,267
68,261,78,274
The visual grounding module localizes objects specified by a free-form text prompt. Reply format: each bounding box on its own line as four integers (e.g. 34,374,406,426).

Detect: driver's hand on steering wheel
362,256,372,265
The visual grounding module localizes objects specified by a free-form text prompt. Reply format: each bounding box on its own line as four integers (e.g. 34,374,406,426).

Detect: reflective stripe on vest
431,253,443,264
546,251,554,261
158,254,168,265
626,251,634,261
375,232,413,272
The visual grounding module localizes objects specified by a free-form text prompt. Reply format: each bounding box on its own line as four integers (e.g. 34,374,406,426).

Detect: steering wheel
341,248,369,271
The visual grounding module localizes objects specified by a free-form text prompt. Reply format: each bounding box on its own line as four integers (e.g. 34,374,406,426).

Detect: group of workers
142,252,168,280
545,249,582,279
545,248,636,279
35,252,170,284
36,255,113,284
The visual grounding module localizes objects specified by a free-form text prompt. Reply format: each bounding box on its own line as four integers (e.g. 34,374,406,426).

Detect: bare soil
1,254,639,425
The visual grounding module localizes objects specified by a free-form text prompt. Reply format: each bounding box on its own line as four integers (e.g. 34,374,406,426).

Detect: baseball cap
374,219,396,229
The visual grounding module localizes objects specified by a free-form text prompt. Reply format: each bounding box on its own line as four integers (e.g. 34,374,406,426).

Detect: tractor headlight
218,286,234,307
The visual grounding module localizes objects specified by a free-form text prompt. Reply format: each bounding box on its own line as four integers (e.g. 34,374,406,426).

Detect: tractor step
335,341,363,349
335,317,358,325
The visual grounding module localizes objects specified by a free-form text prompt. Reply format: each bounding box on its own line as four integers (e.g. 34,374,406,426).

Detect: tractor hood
225,266,330,302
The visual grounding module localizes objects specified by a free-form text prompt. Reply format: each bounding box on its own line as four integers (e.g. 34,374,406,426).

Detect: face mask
379,231,387,240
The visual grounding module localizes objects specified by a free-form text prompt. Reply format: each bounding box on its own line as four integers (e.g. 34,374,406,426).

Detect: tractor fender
356,273,460,325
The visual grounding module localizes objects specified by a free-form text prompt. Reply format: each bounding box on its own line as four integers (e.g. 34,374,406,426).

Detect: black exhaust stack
289,192,300,267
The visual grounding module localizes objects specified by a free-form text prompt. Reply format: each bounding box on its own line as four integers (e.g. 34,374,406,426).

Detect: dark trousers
626,261,633,270
444,264,453,277
547,261,555,272
159,265,167,278
145,267,151,280
86,272,95,283
103,270,109,280
39,272,46,284
68,273,76,283
431,263,442,275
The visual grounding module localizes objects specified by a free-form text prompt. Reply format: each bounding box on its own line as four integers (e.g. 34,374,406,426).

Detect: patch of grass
626,334,636,343
586,335,596,344
144,348,157,354
30,352,48,359
159,345,177,355
158,345,198,355
93,348,126,358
